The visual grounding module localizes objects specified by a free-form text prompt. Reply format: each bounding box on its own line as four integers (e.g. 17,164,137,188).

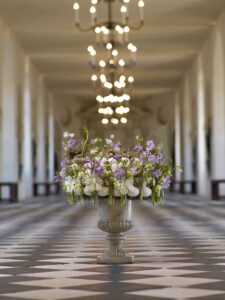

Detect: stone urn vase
97,199,134,264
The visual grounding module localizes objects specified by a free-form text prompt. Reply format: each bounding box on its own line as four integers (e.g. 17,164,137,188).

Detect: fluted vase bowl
97,199,134,264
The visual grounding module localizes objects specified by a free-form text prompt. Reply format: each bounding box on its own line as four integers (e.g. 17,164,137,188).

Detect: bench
211,180,225,200
0,183,18,203
171,180,196,194
33,182,60,196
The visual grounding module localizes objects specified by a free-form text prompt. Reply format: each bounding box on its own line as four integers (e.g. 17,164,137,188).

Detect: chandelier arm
76,21,119,32
127,20,144,30
109,21,144,30
76,23,95,32
76,21,144,32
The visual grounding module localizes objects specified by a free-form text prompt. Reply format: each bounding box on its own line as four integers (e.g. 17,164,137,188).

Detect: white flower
64,176,81,195
142,182,152,198
98,186,109,197
83,176,97,196
63,131,69,138
63,132,74,138
111,163,118,172
100,157,107,165
114,189,121,197
120,157,130,167
114,178,136,196
125,178,139,198
64,176,75,193
114,145,121,152
83,176,108,197
95,178,105,192
84,185,93,196
133,158,140,164
84,168,91,177
90,149,97,154
105,138,113,145
122,157,130,163
107,157,117,171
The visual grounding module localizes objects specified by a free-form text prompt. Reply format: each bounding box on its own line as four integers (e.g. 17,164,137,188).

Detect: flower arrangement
56,128,174,205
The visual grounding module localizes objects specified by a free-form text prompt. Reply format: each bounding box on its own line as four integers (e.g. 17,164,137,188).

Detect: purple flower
146,140,155,151
95,166,104,176
113,142,122,151
156,170,162,178
140,151,147,159
61,159,67,169
157,149,163,161
151,167,161,177
91,139,96,145
83,157,90,164
148,154,158,163
160,176,171,189
134,144,143,152
159,159,164,166
115,169,125,178
54,175,62,182
94,161,104,176
113,154,120,160
68,139,76,148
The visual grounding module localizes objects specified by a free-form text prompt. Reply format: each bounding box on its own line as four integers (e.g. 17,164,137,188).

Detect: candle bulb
91,55,95,66
95,27,100,44
89,47,96,66
90,6,96,26
128,43,137,63
73,2,80,24
124,26,129,43
106,43,112,59
120,5,127,24
116,25,123,44
138,0,144,21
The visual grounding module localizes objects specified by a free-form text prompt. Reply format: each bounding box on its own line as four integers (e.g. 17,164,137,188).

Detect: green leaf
136,135,144,143
82,127,89,155
176,166,183,173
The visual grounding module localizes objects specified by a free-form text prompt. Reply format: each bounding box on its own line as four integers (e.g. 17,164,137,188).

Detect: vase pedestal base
97,232,135,264
97,254,134,264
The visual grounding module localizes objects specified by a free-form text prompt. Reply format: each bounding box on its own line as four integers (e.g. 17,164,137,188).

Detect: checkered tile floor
0,194,225,300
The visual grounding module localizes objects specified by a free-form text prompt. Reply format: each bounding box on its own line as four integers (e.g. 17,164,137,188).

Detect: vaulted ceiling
0,0,225,104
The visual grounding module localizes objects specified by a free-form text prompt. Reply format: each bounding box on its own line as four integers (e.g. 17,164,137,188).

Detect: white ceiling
0,0,225,103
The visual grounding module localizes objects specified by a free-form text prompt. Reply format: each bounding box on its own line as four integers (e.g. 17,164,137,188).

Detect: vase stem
97,199,134,264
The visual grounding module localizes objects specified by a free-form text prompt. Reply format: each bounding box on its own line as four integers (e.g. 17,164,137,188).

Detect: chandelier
73,0,145,35
87,42,137,70
73,0,145,125
91,70,134,93
92,63,134,125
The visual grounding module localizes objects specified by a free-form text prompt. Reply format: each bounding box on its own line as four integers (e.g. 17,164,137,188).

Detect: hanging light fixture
91,71,134,93
73,0,144,68
87,42,137,70
73,0,145,38
92,70,134,120
73,0,145,125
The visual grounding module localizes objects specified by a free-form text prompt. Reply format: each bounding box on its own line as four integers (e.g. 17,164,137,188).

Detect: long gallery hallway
0,195,225,300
